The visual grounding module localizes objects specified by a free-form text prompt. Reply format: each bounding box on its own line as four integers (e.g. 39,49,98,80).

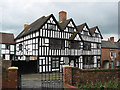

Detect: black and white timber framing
0,33,15,60
15,13,103,73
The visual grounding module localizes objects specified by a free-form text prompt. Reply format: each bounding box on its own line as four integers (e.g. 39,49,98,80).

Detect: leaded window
50,39,65,49
69,41,81,49
83,56,94,65
83,42,91,50
6,44,9,49
19,44,22,50
84,31,88,35
95,33,99,37
51,57,59,69
69,28,74,33
48,24,56,30
97,44,101,49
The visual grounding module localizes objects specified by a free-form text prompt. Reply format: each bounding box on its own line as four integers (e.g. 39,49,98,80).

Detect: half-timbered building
0,32,15,60
15,11,103,73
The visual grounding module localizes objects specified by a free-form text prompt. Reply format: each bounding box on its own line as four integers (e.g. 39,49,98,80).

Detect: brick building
0,32,15,60
101,37,120,69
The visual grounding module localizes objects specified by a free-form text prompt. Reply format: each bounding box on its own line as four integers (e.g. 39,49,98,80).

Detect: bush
75,79,118,89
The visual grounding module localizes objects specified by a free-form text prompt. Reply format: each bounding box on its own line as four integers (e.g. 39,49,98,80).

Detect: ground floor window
3,54,5,59
83,56,94,69
51,57,60,69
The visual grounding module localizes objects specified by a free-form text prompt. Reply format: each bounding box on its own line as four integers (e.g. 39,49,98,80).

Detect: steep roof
117,38,120,42
58,18,73,30
89,26,103,39
114,42,120,48
0,32,15,44
16,14,58,39
89,27,96,35
77,23,87,32
102,40,118,49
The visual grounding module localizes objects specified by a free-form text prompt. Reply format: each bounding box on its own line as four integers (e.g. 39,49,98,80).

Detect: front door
111,61,114,69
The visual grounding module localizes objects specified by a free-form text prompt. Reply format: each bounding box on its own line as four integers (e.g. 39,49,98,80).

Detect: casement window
95,33,99,37
6,44,10,49
110,51,116,60
83,56,94,65
97,44,101,49
19,44,22,50
48,24,56,30
50,39,65,49
69,28,74,33
83,42,91,50
51,57,59,69
69,41,81,49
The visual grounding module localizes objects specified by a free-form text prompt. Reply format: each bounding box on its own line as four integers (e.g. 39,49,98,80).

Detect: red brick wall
2,60,19,89
2,60,11,88
8,69,18,88
63,66,72,87
63,67,120,87
101,48,120,68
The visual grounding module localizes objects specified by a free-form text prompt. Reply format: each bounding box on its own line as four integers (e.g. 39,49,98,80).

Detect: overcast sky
0,0,119,41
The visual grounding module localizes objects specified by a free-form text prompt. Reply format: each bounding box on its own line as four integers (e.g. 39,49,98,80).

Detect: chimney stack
59,11,67,22
24,23,29,29
109,37,114,43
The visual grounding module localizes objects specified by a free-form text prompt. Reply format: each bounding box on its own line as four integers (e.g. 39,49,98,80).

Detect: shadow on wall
12,60,38,74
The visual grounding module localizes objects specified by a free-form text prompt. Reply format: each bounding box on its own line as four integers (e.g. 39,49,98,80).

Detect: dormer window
84,31,88,35
48,24,56,30
83,42,91,50
95,33,99,37
69,28,74,33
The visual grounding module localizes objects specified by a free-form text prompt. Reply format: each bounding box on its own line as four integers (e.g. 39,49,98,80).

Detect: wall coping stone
8,67,18,70
62,65,73,68
71,67,120,72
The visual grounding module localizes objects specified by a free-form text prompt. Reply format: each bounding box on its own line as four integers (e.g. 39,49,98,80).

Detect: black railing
17,69,21,89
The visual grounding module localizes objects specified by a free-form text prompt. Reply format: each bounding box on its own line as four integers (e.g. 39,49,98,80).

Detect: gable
74,34,81,41
42,15,60,31
66,21,77,32
81,26,90,36
95,28,99,33
69,32,82,41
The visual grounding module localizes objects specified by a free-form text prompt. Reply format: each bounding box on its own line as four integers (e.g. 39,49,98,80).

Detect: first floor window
51,57,59,69
6,44,10,49
83,42,91,50
97,44,101,49
19,44,22,50
50,39,65,49
69,41,81,49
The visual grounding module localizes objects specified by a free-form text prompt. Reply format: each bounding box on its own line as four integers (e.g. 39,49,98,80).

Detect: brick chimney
59,11,67,22
24,23,29,29
109,37,114,43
